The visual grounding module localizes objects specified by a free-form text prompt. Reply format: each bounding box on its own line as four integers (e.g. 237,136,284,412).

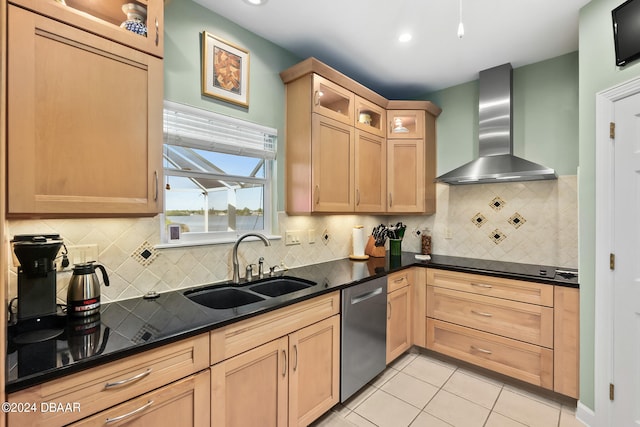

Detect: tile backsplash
6,176,577,304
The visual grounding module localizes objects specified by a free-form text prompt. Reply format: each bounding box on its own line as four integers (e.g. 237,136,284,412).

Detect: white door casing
594,76,640,427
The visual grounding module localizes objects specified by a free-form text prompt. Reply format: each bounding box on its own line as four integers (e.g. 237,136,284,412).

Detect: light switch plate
285,230,301,245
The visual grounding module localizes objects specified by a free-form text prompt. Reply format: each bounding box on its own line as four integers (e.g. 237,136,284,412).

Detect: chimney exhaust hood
436,63,557,185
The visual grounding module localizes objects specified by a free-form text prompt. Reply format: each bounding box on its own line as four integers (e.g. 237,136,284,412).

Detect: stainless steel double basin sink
184,276,316,310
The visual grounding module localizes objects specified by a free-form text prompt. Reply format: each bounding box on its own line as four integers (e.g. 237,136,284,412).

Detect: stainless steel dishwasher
340,275,387,402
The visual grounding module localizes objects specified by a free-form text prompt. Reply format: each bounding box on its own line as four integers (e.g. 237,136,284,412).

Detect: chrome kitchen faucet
232,232,271,284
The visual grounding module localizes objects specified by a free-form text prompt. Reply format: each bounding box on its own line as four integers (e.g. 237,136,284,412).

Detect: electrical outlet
444,228,453,239
321,229,330,245
308,229,316,244
285,230,301,245
66,244,99,267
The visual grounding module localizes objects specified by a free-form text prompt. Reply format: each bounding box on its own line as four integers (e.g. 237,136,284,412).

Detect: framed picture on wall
201,31,250,107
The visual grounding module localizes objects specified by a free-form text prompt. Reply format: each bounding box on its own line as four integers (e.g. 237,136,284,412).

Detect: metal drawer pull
293,344,298,371
155,18,159,46
471,310,493,317
315,185,320,204
471,283,493,289
105,400,154,424
282,350,287,377
104,368,152,390
388,302,392,319
470,345,492,355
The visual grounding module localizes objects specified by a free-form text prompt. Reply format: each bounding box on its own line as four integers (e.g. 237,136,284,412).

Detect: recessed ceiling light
243,0,268,5
398,33,412,43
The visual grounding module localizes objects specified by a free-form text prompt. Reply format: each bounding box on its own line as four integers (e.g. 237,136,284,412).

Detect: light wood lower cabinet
386,270,413,364
212,315,340,427
210,292,341,427
69,370,210,426
7,334,209,426
425,268,579,398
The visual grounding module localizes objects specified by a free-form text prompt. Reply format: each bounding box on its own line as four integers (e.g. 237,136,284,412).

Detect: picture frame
201,31,250,107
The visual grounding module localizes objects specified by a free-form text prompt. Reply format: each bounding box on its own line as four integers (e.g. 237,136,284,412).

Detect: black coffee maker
10,234,66,343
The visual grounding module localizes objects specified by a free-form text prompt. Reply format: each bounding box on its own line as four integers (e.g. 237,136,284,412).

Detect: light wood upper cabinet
387,109,424,139
355,130,386,212
9,0,164,58
387,139,425,213
7,5,163,216
281,58,441,215
312,74,354,125
311,114,355,212
355,96,386,137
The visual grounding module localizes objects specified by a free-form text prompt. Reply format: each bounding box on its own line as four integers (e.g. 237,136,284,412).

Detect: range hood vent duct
436,63,557,185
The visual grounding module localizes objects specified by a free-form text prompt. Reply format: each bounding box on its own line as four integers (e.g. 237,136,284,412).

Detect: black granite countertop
6,253,578,393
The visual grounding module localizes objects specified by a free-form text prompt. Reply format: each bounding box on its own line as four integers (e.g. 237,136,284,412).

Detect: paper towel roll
352,225,365,256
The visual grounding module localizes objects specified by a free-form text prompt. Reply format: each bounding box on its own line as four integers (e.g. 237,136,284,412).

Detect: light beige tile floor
312,350,586,427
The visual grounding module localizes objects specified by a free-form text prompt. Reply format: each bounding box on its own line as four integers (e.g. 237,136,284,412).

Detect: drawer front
427,269,553,307
426,319,553,389
427,286,553,347
210,291,340,364
8,333,210,427
387,269,413,293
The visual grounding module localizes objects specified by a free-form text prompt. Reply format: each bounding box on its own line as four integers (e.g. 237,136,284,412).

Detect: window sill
155,234,282,250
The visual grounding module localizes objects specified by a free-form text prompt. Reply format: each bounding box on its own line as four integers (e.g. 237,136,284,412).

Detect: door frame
592,75,640,427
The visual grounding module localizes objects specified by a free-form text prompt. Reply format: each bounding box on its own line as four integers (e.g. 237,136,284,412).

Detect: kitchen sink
247,277,315,297
185,287,265,310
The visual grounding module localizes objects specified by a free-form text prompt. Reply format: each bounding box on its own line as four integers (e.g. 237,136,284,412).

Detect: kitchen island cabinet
210,292,340,427
6,1,163,217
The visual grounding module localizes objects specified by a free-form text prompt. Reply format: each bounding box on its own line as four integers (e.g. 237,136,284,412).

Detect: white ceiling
193,0,591,99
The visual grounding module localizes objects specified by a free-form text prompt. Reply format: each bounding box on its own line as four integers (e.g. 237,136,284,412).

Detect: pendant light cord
457,0,465,39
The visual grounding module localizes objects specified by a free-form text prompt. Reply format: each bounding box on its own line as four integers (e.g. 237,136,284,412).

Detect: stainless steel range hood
436,63,557,185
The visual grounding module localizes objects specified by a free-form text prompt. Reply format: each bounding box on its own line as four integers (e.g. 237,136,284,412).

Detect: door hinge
610,253,615,270
610,383,615,400
610,122,615,139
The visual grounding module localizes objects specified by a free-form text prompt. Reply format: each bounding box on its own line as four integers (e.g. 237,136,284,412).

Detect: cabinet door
387,139,425,213
289,315,340,427
311,114,354,212
387,110,425,139
387,286,412,364
312,74,354,125
355,96,386,137
355,130,386,212
7,6,163,216
69,371,210,426
211,337,288,427
553,286,579,398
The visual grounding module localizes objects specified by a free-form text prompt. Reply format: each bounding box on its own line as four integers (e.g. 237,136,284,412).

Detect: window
162,101,276,244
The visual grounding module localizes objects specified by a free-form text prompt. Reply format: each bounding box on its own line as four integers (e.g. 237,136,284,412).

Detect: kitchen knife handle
105,368,152,390
106,401,154,424
282,350,287,377
471,310,493,317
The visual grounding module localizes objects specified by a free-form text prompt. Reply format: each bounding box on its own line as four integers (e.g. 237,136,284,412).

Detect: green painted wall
164,0,301,212
578,0,640,412
426,52,579,177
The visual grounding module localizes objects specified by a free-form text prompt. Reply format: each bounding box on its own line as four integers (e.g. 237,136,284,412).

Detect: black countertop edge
6,253,578,393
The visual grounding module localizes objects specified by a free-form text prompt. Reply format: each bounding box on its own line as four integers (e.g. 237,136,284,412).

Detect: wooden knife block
364,236,386,258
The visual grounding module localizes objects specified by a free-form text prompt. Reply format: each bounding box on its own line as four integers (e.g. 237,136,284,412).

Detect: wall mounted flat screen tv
613,0,640,66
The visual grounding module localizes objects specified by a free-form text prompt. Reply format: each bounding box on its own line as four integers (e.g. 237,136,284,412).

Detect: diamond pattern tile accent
490,196,506,211
489,229,507,244
132,241,159,267
508,212,527,229
471,213,487,228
